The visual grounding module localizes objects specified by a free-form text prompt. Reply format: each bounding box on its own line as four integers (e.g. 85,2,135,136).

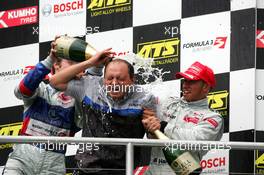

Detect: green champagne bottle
154,130,201,175
54,36,97,62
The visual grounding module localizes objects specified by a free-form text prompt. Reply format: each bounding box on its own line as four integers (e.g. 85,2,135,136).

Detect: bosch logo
42,4,52,17
54,0,84,13
200,157,226,169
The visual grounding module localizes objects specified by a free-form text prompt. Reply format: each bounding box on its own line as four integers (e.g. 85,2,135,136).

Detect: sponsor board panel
0,6,38,29
256,149,264,174
256,34,264,69
133,20,181,82
133,0,181,27
86,0,132,32
229,69,255,132
0,105,23,166
0,44,39,108
257,30,264,49
256,70,264,131
231,0,256,11
86,27,133,55
200,134,229,174
256,131,264,174
230,8,255,71
0,0,37,11
257,32,264,69
207,73,230,133
0,5,39,49
257,10,264,69
180,11,230,75
39,0,86,42
258,0,264,9
0,24,39,49
0,122,22,166
229,130,255,174
182,0,230,18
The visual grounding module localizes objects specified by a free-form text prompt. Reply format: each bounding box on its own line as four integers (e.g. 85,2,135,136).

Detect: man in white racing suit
142,61,224,175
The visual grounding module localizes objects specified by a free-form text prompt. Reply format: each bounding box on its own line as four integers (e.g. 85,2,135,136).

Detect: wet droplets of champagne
117,53,178,116
101,53,170,128
118,53,170,85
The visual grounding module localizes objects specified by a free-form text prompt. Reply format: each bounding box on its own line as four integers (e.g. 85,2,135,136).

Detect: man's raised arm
50,48,113,91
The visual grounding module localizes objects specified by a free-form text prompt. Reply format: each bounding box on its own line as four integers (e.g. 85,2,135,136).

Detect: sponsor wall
0,0,262,174
256,0,264,174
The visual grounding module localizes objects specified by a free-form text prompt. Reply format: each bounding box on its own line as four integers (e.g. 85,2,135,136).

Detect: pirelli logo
88,0,131,10
0,122,22,136
207,90,229,110
137,38,180,59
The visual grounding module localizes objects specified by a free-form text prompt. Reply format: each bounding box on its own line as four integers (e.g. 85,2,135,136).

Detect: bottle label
170,152,200,175
55,36,75,59
85,44,97,60
154,130,170,140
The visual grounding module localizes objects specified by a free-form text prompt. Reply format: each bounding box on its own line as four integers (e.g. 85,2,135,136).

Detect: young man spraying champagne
142,61,224,175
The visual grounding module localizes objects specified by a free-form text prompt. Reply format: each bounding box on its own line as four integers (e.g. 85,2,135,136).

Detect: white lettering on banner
0,6,38,28
8,8,37,18
54,0,83,13
200,157,226,169
20,16,37,24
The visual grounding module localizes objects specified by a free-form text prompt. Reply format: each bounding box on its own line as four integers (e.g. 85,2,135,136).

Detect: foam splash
117,53,170,85
101,53,171,123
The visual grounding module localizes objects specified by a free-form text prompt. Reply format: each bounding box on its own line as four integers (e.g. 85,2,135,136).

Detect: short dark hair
104,58,134,79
